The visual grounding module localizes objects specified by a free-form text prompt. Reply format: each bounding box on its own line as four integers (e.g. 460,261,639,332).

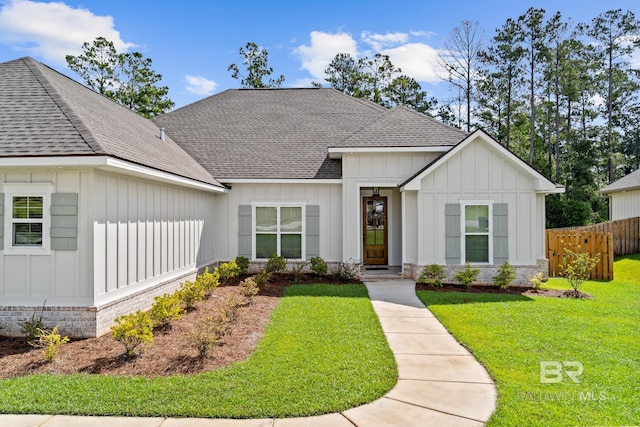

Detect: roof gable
601,168,640,194
401,129,563,193
0,57,222,188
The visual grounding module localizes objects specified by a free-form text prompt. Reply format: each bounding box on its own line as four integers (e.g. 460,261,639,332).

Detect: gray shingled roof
336,106,467,148
0,57,222,187
154,88,467,180
601,168,640,193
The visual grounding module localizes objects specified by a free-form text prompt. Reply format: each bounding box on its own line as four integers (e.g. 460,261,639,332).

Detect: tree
360,53,401,104
227,42,284,88
66,37,174,118
584,9,640,182
439,20,484,131
385,75,437,113
324,53,365,96
66,37,120,97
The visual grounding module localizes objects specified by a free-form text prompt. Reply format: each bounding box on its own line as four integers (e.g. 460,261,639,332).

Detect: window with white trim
3,184,52,254
462,202,492,263
253,203,305,259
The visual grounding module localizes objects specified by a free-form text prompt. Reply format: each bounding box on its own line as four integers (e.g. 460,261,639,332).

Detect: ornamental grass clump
111,310,153,358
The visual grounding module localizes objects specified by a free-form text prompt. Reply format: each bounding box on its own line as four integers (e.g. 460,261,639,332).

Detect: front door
363,196,388,265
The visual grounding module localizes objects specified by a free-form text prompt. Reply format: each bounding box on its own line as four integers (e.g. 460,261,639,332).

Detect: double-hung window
3,184,52,254
253,203,305,259
462,202,492,263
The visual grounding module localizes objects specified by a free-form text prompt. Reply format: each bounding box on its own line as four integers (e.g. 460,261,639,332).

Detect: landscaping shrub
255,270,272,288
150,293,184,330
560,245,600,297
188,317,223,357
454,262,480,287
22,307,47,347
289,261,308,283
197,266,220,297
310,256,328,276
111,310,153,358
265,253,287,274
218,260,241,283
235,256,250,276
178,280,205,311
493,262,516,289
529,271,546,290
334,258,362,282
35,326,70,361
418,264,446,286
239,276,259,304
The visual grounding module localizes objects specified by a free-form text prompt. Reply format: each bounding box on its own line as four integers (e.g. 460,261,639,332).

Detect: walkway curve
0,279,496,427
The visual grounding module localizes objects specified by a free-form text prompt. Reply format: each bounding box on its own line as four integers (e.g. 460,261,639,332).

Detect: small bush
418,264,446,287
560,245,600,297
265,253,288,274
36,326,70,361
239,276,259,304
218,260,241,283
529,271,546,290
22,310,47,347
197,267,220,297
454,262,480,287
111,310,153,358
310,256,328,276
334,258,362,282
290,261,308,283
235,256,250,276
150,293,184,330
493,262,516,289
188,317,223,357
178,280,205,311
255,270,272,288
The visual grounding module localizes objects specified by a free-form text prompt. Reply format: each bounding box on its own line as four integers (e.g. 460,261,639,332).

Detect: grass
0,284,397,418
416,255,640,426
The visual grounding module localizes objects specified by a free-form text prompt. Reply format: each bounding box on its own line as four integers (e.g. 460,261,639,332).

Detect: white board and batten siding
0,169,92,306
342,152,442,264
93,170,216,306
609,189,640,220
215,183,342,262
416,138,544,266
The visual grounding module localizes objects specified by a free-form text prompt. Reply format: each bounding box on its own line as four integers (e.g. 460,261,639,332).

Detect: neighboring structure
601,169,640,220
1,57,562,337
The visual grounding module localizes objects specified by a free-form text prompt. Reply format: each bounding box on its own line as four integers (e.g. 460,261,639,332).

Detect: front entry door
363,196,388,265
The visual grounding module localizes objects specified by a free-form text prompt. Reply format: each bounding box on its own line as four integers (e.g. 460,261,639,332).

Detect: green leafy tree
66,37,174,118
385,75,437,113
228,42,285,88
324,53,363,96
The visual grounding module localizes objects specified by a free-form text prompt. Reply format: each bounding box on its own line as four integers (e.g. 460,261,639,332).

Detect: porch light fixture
372,187,379,196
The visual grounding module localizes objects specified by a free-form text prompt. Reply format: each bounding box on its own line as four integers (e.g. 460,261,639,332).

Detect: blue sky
0,0,638,109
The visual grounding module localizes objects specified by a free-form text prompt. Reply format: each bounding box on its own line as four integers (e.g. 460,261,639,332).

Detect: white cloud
382,43,445,83
361,31,408,51
184,75,218,95
0,0,133,64
294,31,358,80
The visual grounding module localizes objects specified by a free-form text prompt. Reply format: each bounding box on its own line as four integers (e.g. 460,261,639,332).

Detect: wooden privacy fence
546,216,640,280
546,229,614,280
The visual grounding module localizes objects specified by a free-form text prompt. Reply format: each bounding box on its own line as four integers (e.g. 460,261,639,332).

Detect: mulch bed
0,274,353,380
415,283,592,299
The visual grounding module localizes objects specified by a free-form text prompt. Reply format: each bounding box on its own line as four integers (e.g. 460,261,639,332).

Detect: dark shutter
445,203,461,264
51,193,78,250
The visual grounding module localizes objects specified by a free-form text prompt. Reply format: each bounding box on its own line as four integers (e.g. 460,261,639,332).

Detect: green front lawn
417,255,640,426
0,284,397,418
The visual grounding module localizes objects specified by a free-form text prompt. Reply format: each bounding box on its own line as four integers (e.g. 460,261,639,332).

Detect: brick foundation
0,269,202,339
406,259,549,286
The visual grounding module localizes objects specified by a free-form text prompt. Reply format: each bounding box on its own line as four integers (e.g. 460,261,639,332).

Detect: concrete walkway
1,280,496,427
